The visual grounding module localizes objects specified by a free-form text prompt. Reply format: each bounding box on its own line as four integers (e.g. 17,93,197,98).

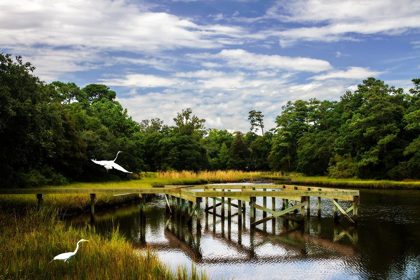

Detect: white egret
50,239,88,263
91,151,132,173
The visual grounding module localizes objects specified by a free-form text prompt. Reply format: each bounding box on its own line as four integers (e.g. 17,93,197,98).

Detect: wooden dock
0,184,360,225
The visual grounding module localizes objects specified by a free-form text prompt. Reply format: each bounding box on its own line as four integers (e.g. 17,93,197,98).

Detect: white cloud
262,0,420,46
0,0,251,80
117,77,361,132
174,70,226,78
101,74,178,87
193,49,332,72
412,41,420,48
310,67,382,80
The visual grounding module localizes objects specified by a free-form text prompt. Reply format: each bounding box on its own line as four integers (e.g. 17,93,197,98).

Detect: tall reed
158,170,263,183
0,208,209,280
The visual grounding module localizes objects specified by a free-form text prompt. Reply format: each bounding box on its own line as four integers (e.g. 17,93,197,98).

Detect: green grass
0,208,209,280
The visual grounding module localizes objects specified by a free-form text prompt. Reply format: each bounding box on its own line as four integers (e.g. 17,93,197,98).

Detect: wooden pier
0,184,360,225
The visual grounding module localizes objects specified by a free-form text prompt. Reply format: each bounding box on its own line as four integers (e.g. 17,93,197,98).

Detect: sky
1,0,420,133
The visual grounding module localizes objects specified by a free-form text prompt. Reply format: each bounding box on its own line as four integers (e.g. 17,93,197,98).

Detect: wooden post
213,188,216,215
306,195,310,216
196,198,202,229
242,187,246,219
250,197,256,226
238,200,242,225
205,197,209,211
90,193,96,215
212,190,216,232
36,194,44,210
300,197,306,217
272,190,276,233
221,197,225,218
353,196,359,223
181,199,186,215
318,197,322,217
228,190,232,220
263,188,267,219
282,199,285,210
188,201,193,217
333,199,338,220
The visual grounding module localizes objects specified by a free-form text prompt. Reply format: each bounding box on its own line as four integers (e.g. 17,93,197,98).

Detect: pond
68,187,420,279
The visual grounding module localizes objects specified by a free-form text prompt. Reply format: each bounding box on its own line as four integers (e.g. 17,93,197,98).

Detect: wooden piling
333,199,338,220
306,196,310,216
353,196,359,222
181,199,186,214
250,197,256,226
238,200,242,225
196,198,202,229
228,191,232,220
300,197,306,217
318,197,322,217
221,197,225,218
36,194,44,210
90,193,96,215
272,190,276,233
263,188,267,219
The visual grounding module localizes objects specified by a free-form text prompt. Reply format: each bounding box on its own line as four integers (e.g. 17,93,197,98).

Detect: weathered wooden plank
332,199,355,224
0,188,181,195
254,204,279,215
194,190,358,199
252,201,308,226
205,202,222,211
164,194,172,214
170,191,197,203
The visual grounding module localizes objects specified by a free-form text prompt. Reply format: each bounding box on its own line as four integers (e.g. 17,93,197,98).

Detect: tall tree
228,132,250,170
248,110,265,135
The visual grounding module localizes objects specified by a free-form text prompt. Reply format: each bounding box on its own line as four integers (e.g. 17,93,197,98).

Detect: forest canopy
1,54,419,187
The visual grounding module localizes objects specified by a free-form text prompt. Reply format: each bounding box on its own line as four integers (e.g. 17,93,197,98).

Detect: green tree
201,129,234,170
400,79,420,178
218,143,230,170
157,109,208,171
0,55,85,187
83,84,116,102
228,132,250,170
248,110,265,135
269,100,309,172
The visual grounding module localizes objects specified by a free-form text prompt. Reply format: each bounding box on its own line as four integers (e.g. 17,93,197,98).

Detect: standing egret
50,239,89,263
91,151,132,173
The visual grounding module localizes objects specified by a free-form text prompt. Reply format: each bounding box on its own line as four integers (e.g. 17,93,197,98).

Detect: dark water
68,188,420,280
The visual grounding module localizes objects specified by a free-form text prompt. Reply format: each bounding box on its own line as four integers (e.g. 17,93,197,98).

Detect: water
68,188,420,279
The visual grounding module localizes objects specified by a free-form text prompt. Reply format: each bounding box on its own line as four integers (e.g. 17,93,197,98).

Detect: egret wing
91,159,109,167
112,163,132,174
53,252,73,261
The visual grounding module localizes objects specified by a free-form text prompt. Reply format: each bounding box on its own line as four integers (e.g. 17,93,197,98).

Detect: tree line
1,54,419,187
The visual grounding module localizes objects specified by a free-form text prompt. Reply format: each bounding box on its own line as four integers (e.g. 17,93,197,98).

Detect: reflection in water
68,190,420,280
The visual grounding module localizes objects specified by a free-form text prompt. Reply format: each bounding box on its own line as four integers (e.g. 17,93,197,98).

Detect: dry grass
158,170,263,183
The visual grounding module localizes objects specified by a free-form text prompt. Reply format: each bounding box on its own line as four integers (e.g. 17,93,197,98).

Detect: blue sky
1,0,419,132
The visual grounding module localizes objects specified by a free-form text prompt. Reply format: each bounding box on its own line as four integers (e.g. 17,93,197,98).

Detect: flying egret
91,151,132,173
50,239,89,263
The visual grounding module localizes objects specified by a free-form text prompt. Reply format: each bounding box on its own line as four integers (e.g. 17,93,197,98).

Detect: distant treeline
1,54,419,187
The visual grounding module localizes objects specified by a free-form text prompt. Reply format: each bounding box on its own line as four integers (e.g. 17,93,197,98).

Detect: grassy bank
157,170,263,183
264,175,420,190
0,207,208,280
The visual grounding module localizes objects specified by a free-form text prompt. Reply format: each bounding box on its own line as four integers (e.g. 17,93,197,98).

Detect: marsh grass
0,193,140,215
0,208,209,280
267,175,420,190
158,170,263,183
